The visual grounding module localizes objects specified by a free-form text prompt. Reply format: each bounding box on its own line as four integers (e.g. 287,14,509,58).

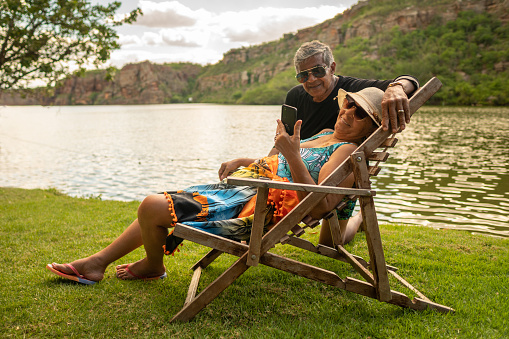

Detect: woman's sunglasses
295,65,328,83
346,96,369,120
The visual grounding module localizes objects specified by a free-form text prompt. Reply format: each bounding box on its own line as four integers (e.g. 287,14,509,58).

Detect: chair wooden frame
170,77,454,322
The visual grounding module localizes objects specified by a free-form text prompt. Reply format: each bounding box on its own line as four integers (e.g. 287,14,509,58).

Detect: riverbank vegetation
336,11,509,106
231,10,509,106
1,187,507,338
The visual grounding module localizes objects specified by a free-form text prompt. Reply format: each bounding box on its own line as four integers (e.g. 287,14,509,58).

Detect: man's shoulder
337,75,391,92
287,84,306,96
285,84,310,105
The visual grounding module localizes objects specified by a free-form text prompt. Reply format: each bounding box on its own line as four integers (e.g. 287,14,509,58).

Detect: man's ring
398,109,405,113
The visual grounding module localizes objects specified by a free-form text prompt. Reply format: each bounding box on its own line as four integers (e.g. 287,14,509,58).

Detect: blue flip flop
46,263,97,285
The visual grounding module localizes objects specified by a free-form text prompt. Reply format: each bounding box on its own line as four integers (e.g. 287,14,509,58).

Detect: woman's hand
218,158,254,180
274,119,302,161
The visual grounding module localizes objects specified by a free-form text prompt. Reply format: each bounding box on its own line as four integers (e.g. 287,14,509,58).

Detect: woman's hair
293,40,335,70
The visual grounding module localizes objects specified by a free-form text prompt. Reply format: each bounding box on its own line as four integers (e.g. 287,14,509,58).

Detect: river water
1,104,508,238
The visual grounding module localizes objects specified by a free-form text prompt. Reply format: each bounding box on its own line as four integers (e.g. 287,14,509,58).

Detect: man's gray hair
293,40,334,70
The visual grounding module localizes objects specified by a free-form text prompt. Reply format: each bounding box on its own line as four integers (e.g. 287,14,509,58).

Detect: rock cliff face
1,0,507,105
52,61,201,105
1,61,201,105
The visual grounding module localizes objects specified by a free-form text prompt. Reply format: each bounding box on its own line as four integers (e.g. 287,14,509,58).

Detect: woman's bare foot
116,258,166,280
51,257,106,282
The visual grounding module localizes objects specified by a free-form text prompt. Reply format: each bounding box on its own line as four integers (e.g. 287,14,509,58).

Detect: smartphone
281,104,297,135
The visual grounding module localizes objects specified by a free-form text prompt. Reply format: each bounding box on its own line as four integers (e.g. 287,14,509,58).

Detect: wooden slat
368,166,382,176
285,236,320,253
283,236,373,269
290,224,305,237
184,266,202,305
388,270,431,302
247,187,269,267
335,194,356,211
337,245,374,285
279,234,291,244
227,177,374,197
327,211,343,246
174,223,247,257
316,244,398,271
344,277,454,313
191,249,223,271
303,219,320,228
317,244,369,267
259,252,346,289
380,138,398,148
368,151,389,162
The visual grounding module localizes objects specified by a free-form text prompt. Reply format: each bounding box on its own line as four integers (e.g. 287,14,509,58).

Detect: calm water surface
1,104,508,238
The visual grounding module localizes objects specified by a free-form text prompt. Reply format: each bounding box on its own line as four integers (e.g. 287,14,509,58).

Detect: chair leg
185,266,202,305
171,254,250,322
191,249,223,271
351,151,392,302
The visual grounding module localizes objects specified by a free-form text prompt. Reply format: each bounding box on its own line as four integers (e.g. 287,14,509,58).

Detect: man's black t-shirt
284,76,394,140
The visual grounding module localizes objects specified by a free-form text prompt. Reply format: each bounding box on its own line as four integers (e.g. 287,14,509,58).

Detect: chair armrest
226,177,375,197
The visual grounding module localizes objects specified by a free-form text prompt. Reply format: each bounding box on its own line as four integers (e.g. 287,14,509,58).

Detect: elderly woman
47,87,384,285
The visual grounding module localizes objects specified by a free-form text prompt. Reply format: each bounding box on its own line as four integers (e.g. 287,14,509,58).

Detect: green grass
1,187,508,338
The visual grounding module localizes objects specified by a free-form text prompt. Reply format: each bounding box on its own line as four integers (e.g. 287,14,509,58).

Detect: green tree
0,0,141,90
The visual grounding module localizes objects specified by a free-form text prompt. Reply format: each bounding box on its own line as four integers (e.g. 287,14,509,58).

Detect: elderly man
281,40,419,142
220,40,419,176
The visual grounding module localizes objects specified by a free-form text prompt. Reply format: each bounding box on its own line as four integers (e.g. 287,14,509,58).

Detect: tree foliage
0,0,141,90
335,11,509,106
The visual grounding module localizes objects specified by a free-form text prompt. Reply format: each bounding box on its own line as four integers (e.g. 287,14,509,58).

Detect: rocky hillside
0,61,202,105
51,61,201,105
1,0,508,105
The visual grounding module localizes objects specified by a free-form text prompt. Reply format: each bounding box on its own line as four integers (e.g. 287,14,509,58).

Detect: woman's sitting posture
47,87,384,284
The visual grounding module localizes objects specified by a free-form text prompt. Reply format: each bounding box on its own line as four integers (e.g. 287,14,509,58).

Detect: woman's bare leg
338,210,363,245
52,194,174,281
318,211,363,247
51,218,144,282
116,194,174,280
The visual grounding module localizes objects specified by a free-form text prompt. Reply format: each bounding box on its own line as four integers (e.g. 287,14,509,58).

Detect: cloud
142,31,163,45
129,2,345,47
160,30,201,47
133,0,207,28
114,1,347,65
220,7,341,44
118,34,141,46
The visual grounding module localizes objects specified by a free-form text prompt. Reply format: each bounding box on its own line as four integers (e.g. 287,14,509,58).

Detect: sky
93,0,358,68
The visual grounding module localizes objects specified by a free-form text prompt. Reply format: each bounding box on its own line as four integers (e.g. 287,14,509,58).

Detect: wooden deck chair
170,77,454,322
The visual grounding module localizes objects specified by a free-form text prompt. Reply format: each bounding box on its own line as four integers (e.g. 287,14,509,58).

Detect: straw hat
336,87,384,126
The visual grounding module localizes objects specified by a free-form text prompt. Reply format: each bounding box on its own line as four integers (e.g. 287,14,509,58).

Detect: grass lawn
1,187,508,338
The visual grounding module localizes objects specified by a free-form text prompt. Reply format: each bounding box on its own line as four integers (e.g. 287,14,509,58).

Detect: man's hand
381,80,414,133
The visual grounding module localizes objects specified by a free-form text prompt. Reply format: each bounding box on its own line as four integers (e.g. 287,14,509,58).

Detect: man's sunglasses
295,65,328,83
346,96,369,120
